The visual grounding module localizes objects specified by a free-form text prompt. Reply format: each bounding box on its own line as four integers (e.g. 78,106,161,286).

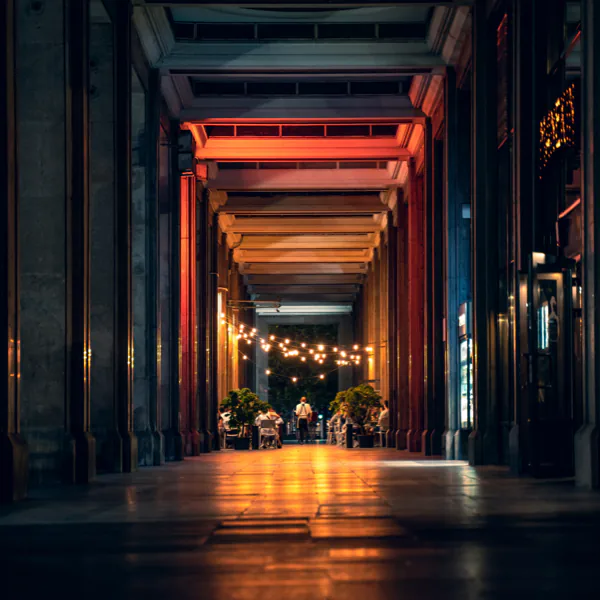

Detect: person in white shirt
295,397,312,445
377,401,390,447
255,408,278,448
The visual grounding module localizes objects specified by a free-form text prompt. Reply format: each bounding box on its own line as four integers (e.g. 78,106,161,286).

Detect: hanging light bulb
365,347,373,352
309,349,314,354
220,319,226,325
242,355,248,360
341,351,347,358
353,345,359,350
319,374,325,380
318,345,324,352
260,338,265,344
315,354,320,360
252,328,257,334
279,343,284,348
292,377,297,383
236,334,242,340
319,359,323,364
333,347,338,352
284,352,289,357
285,339,290,344
240,325,245,331
246,339,252,345
301,357,306,362
270,335,275,341
265,369,271,375
301,342,306,348
220,312,225,319
243,333,248,339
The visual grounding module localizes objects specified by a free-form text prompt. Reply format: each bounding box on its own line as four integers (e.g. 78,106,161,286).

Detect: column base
66,431,96,484
185,429,201,456
508,423,524,475
468,428,484,465
163,428,184,462
0,433,29,503
454,428,470,460
97,429,124,473
385,429,396,448
406,429,423,453
442,429,456,460
396,428,408,450
121,430,138,473
136,428,155,467
422,429,443,456
574,424,600,489
152,430,165,465
200,429,212,453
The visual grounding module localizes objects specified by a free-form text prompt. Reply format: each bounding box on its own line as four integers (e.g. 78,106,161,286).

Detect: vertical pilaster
197,188,211,452
574,0,600,488
469,0,500,466
209,211,220,449
396,198,409,450
113,0,137,472
387,217,398,448
423,118,443,456
407,158,425,452
146,69,164,465
0,0,28,502
163,121,184,461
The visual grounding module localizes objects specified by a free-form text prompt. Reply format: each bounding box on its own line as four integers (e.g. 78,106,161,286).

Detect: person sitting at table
255,407,278,449
266,406,284,448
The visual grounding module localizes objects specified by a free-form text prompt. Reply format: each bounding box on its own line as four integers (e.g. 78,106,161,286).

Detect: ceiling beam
221,196,387,216
234,248,373,263
244,274,364,285
209,168,402,191
197,137,410,162
253,293,357,302
249,285,359,295
147,1,472,6
239,262,368,275
221,215,384,234
158,41,446,71
237,234,378,249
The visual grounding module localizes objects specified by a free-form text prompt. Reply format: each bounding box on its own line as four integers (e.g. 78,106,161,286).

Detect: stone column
18,0,95,485
468,0,500,466
113,0,137,472
423,118,443,456
209,211,220,449
0,0,28,502
396,198,409,450
197,188,211,452
90,13,122,473
386,217,398,448
575,0,600,488
162,121,184,461
407,158,425,452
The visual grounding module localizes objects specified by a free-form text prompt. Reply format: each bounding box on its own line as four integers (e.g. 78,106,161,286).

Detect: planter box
358,434,374,448
233,437,251,450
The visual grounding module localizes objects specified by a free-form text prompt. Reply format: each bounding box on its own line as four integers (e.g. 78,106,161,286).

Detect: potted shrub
221,388,268,450
341,384,382,448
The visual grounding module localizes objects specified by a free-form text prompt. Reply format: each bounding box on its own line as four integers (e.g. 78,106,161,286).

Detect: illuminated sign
539,83,576,173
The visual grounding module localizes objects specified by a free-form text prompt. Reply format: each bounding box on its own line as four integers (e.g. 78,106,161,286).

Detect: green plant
341,384,382,435
329,389,348,416
221,388,268,437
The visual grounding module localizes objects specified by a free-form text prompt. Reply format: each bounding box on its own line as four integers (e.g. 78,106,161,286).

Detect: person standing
295,397,312,445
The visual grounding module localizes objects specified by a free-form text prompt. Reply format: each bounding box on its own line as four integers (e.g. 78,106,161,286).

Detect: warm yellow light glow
237,334,242,340
243,333,248,339
318,345,324,352
353,345,359,350
309,349,314,354
319,374,325,380
266,369,271,375
341,351,346,357
285,339,290,344
315,354,320,360
301,357,306,362
333,347,338,352
220,319,226,325
319,359,323,364
220,312,225,318
270,335,275,341
246,339,252,345
292,377,297,383
301,342,306,348
242,355,248,360
252,328,257,334
279,343,284,348
260,338,265,344
240,325,244,330
284,352,289,357
365,346,373,352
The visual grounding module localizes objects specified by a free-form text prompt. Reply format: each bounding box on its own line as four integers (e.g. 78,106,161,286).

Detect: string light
319,374,325,379
318,345,324,352
353,345,359,350
265,369,271,375
333,347,338,352
309,349,314,354
242,355,248,360
270,335,275,341
301,357,306,362
292,377,297,383
285,339,290,344
301,342,306,348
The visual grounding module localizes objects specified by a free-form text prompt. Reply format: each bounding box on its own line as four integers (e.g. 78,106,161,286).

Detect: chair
258,419,277,448
224,428,240,449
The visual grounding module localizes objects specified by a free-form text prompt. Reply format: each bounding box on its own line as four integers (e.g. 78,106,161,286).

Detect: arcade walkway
1,446,599,599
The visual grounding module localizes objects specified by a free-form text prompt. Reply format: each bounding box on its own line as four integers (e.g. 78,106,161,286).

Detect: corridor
1,446,599,599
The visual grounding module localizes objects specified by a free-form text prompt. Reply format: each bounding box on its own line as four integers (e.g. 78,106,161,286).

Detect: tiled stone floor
1,445,600,599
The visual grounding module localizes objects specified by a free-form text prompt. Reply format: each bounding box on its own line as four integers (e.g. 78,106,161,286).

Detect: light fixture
333,347,338,352
301,357,306,362
309,349,314,354
341,351,346,358
285,339,290,344
319,374,325,380
292,377,297,383
270,335,275,341
279,343,284,348
265,369,271,375
242,355,248,360
319,359,323,364
365,347,373,352
301,343,306,348
252,328,257,334
318,345,324,352
353,345,359,350
220,312,225,318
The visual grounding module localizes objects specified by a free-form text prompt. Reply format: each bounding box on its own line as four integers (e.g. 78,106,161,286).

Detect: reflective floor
1,445,599,599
